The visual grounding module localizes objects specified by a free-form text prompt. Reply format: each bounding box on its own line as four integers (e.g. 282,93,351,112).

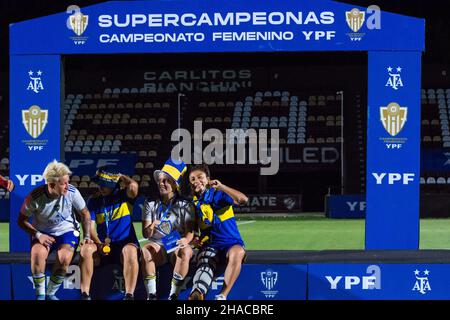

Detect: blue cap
92,166,120,189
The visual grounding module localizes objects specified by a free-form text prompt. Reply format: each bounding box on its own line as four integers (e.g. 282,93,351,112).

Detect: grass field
2,216,450,252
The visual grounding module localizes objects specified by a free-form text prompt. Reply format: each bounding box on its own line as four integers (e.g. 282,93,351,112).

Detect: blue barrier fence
1,261,446,300
325,195,365,219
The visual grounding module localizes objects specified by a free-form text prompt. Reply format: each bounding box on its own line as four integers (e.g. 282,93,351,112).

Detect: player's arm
79,207,93,244
209,180,248,205
143,219,161,238
89,221,102,244
142,200,159,239
17,196,55,247
120,174,139,199
0,175,14,192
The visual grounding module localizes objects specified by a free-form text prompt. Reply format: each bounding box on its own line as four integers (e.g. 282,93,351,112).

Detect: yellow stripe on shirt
95,202,133,224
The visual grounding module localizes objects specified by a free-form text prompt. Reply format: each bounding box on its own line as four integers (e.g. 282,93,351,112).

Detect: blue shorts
208,239,245,253
32,230,80,252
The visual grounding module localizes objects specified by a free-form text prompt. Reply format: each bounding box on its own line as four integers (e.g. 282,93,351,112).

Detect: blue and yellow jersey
87,189,136,243
193,188,244,249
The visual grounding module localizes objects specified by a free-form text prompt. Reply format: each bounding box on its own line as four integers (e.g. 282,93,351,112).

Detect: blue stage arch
9,0,425,251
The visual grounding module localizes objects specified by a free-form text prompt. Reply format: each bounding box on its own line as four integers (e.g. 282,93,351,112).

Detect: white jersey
21,184,86,236
142,197,194,246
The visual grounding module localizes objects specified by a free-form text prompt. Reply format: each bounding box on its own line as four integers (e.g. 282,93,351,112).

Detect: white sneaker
215,294,227,300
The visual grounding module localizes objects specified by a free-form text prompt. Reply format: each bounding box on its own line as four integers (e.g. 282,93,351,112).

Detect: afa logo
385,66,404,90
112,268,125,292
27,70,44,93
412,269,431,295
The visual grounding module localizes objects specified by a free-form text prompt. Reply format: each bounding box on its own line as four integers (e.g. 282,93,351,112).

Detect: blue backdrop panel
9,262,307,300
0,264,12,300
185,264,307,300
325,195,365,218
366,51,421,249
9,55,61,252
65,152,137,176
308,263,450,300
11,263,81,300
9,0,425,252
10,0,424,55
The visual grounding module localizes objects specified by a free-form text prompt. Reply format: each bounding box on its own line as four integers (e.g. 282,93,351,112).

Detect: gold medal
102,244,111,255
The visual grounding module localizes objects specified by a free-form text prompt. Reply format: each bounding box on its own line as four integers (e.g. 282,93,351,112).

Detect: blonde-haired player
18,160,93,300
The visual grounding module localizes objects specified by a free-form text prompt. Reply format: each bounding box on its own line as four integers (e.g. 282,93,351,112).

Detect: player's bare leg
121,244,139,299
169,245,193,299
141,242,164,299
46,245,74,300
218,245,246,299
30,242,49,300
79,243,97,298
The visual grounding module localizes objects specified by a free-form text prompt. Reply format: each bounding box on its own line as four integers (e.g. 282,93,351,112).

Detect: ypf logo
372,173,415,185
66,5,89,45
326,265,381,290
22,105,48,139
261,269,279,298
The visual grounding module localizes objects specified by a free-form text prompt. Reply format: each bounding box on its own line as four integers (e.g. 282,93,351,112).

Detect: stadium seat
135,162,144,169
101,146,111,153
426,177,436,184
437,177,446,184
140,181,150,188
79,182,88,188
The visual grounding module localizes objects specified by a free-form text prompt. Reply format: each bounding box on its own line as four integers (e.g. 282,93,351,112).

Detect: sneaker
147,293,157,300
168,294,178,300
123,293,134,300
81,292,92,300
36,295,45,301
46,295,59,300
215,294,226,300
188,289,204,300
